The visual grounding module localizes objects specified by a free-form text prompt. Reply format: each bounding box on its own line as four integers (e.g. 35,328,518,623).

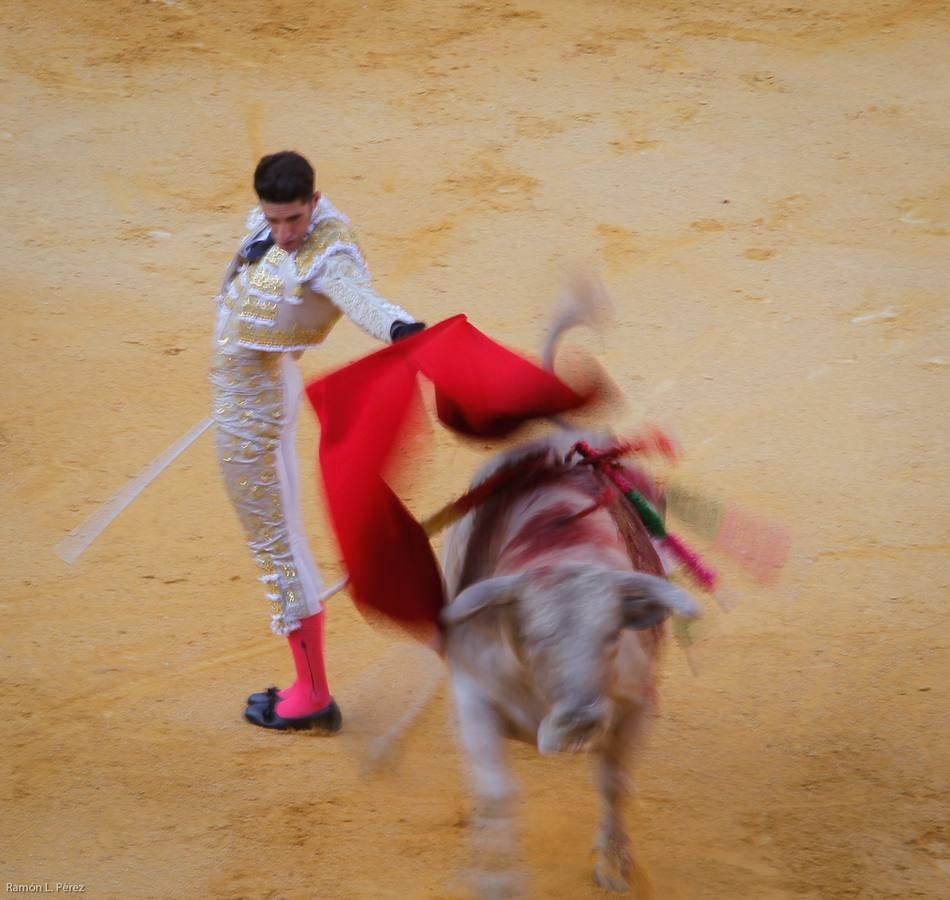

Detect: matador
210,151,424,732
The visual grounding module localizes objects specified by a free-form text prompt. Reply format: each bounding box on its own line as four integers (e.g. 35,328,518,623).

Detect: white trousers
211,350,326,634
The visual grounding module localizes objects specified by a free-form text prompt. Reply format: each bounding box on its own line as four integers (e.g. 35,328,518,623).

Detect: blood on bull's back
494,465,639,575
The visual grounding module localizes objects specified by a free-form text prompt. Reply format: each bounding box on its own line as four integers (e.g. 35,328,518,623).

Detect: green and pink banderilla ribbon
570,435,719,591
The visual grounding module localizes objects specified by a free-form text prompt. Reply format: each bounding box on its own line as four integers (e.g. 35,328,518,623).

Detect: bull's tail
542,274,611,431
541,273,610,372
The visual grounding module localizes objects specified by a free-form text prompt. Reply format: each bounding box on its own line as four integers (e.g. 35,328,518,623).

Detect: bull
440,300,701,896
441,429,700,895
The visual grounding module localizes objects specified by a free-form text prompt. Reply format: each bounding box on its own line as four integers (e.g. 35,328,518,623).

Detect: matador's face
261,193,319,253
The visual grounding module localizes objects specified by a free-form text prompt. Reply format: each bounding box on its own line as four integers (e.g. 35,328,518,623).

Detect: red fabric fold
305,314,592,634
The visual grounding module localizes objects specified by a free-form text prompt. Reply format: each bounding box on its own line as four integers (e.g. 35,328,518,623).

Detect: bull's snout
537,699,612,755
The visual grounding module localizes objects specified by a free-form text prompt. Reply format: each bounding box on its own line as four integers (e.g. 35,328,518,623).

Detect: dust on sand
2,1,947,897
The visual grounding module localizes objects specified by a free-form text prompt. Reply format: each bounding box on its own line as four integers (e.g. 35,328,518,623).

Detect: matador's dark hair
253,151,315,203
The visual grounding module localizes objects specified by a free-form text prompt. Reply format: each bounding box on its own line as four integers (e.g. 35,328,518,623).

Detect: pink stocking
274,610,332,718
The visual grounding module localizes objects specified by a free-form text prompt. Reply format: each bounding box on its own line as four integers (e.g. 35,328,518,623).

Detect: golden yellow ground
2,1,948,897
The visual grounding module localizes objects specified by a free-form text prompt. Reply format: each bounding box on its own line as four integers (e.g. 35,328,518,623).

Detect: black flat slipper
244,695,342,733
246,685,281,706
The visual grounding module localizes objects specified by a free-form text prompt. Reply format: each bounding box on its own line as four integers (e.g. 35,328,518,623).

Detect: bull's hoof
594,855,653,897
593,838,633,893
593,854,630,892
473,869,523,900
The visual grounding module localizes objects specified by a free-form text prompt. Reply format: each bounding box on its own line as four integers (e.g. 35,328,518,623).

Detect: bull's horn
612,571,702,630
441,574,524,626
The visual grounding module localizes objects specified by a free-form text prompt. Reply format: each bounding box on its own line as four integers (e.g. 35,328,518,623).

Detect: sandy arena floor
2,1,948,897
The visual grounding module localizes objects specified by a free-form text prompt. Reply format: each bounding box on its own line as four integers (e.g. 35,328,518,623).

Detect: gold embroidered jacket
215,199,415,355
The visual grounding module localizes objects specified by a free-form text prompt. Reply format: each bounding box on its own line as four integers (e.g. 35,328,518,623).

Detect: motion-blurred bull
441,296,701,896
441,431,699,894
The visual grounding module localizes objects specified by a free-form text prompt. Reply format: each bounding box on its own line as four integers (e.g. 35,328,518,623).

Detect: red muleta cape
305,314,593,636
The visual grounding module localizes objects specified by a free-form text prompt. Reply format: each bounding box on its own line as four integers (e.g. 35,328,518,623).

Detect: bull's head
442,563,700,754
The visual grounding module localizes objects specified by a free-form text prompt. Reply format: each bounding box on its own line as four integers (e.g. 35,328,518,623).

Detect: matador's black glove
390,320,427,342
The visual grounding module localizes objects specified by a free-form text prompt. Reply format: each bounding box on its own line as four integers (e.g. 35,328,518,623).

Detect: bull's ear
441,575,523,626
613,571,702,630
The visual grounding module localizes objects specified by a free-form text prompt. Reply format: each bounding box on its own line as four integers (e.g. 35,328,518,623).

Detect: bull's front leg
451,671,521,899
592,709,645,892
